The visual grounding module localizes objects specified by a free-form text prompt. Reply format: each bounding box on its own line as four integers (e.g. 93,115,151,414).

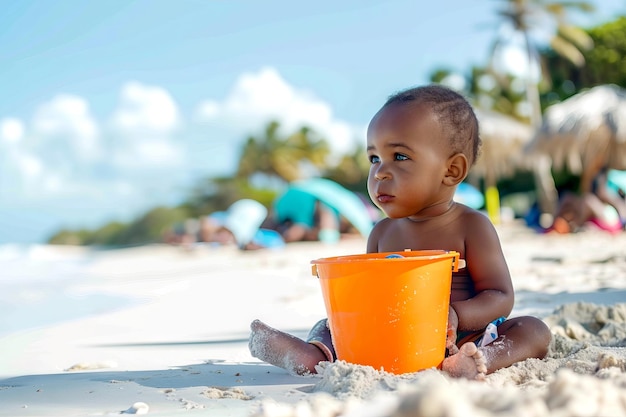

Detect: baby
249,84,551,380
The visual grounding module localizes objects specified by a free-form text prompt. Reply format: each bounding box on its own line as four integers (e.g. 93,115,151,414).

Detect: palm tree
237,121,279,180
274,126,330,181
236,121,330,183
489,0,594,127
488,0,595,223
324,145,370,193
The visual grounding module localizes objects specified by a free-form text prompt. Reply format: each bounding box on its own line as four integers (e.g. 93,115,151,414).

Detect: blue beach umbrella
454,182,484,210
275,178,375,237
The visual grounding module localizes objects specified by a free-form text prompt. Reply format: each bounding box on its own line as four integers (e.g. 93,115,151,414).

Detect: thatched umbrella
471,108,534,223
525,84,626,217
473,108,535,186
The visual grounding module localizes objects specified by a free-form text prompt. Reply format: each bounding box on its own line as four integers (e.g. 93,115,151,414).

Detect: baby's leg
481,316,551,372
443,316,551,380
248,319,327,375
441,342,487,380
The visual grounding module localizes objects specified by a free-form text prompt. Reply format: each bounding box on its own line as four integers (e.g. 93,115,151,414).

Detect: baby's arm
450,212,514,332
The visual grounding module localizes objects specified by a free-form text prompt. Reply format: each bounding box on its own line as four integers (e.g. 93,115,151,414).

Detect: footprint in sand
202,386,254,400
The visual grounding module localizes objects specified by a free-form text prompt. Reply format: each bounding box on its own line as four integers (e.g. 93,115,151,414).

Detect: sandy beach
1,221,626,416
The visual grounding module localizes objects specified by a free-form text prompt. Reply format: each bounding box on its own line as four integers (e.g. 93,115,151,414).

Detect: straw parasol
473,108,535,186
525,84,626,215
470,108,534,223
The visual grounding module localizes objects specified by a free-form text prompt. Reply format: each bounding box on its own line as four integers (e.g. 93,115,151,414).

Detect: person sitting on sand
270,199,341,243
549,168,626,234
249,84,552,380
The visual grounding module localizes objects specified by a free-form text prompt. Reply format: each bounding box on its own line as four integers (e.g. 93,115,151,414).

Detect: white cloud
4,94,105,198
111,137,184,169
1,84,186,207
0,84,190,243
0,118,24,145
195,101,219,120
0,117,46,197
110,82,184,169
17,153,44,179
195,67,362,155
112,81,180,134
32,94,100,161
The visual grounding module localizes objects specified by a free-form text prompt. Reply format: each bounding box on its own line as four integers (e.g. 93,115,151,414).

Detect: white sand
1,223,625,416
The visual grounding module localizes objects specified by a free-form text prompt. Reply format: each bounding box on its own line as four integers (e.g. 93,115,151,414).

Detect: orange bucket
311,250,460,374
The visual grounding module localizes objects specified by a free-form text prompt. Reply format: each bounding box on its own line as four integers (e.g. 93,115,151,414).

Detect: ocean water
0,244,130,338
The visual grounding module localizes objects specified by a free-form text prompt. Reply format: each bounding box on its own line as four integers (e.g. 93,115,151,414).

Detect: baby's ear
443,153,468,186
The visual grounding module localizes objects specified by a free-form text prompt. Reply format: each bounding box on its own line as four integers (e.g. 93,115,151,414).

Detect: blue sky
1,0,624,244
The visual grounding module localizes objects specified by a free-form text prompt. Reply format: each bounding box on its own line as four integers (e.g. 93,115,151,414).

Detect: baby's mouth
377,194,394,203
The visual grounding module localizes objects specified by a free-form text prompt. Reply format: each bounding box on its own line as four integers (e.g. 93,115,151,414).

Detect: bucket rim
310,250,459,265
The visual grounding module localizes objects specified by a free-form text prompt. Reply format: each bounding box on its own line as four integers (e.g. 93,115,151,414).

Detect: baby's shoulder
454,203,488,220
453,204,496,230
370,216,395,233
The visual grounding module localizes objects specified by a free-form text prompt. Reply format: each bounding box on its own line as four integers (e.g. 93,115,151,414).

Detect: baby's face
366,101,452,219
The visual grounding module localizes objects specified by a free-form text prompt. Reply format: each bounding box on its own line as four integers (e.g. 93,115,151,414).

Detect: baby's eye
394,153,409,161
369,155,380,164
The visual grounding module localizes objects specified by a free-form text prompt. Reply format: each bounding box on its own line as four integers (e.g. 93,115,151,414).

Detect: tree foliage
48,207,189,247
584,17,626,87
542,16,626,106
324,146,370,194
236,121,330,182
486,0,594,124
437,13,624,122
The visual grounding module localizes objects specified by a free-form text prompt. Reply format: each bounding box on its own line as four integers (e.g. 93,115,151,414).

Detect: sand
0,222,625,416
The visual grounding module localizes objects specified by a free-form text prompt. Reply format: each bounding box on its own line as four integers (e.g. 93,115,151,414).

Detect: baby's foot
249,319,326,375
441,342,487,381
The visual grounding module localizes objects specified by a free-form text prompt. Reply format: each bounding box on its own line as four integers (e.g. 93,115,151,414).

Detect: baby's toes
459,342,487,379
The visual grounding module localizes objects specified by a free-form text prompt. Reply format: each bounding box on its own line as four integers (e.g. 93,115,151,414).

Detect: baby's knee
516,316,552,357
534,319,552,355
306,319,336,362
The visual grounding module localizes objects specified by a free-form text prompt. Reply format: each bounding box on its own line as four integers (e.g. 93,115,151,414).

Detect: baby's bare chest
377,221,466,256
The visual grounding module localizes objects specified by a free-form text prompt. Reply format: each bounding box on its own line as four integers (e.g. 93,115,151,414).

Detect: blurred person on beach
249,84,551,380
266,200,342,244
169,196,356,251
266,179,376,244
165,200,283,250
163,218,201,247
548,168,626,234
200,199,285,250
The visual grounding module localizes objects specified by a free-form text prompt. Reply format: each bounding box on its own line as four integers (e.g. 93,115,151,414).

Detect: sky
1,0,624,244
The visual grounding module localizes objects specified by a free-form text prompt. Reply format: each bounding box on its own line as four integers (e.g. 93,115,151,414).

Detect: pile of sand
252,302,626,417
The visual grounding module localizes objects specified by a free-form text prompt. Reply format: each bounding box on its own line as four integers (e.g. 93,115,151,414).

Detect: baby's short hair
384,85,481,166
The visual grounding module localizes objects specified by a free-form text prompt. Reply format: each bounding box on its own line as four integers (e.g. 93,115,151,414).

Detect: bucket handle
457,258,466,270
450,252,465,272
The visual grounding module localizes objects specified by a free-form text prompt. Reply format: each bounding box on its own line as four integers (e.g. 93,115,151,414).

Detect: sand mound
252,302,626,417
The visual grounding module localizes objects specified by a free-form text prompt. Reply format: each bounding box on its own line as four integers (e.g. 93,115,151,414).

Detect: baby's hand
446,306,459,355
